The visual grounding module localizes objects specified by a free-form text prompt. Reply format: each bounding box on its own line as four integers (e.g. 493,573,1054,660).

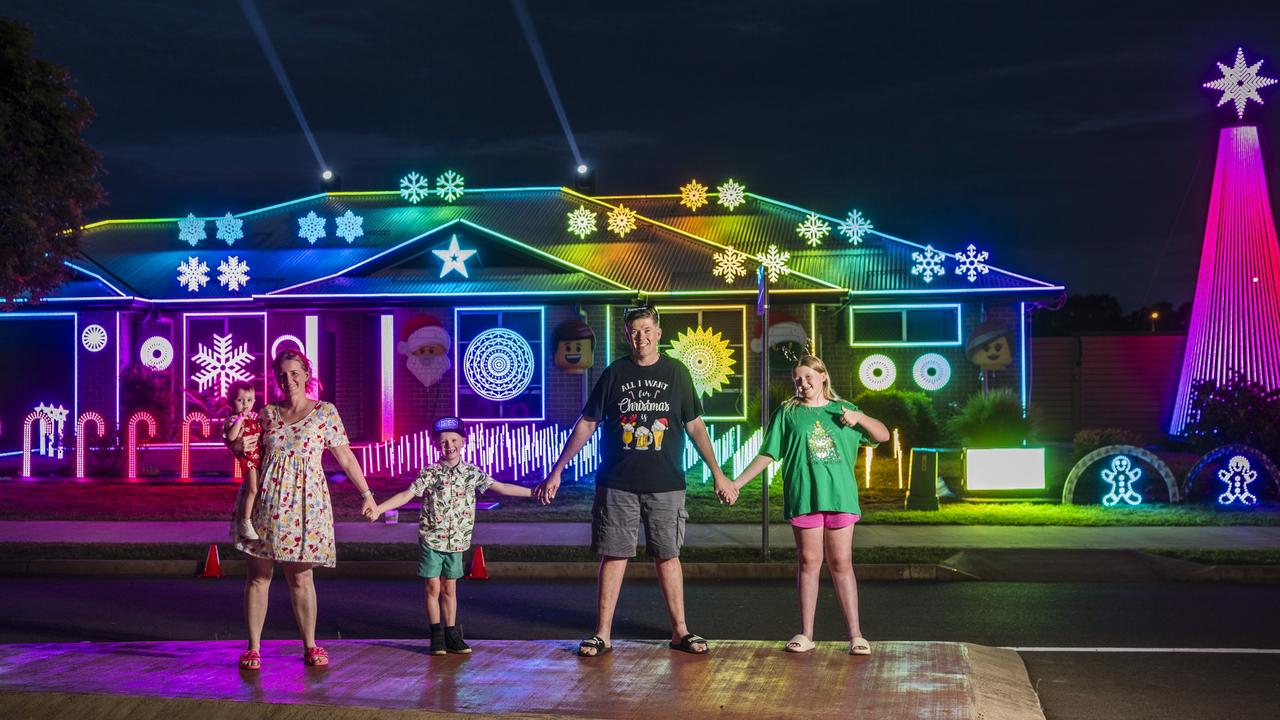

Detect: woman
232,348,377,669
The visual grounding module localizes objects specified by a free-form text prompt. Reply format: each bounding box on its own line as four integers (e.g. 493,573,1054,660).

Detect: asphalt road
2,577,1278,719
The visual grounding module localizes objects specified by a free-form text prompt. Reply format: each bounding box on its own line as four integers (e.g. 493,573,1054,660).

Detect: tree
0,19,104,304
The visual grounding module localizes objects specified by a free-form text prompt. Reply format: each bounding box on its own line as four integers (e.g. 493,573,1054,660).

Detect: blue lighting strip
847,303,962,347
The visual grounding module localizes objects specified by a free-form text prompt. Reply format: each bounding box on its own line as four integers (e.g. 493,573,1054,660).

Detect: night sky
9,1,1280,309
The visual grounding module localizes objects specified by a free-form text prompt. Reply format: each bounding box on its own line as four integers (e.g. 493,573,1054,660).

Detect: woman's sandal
849,637,871,656
303,646,330,667
576,635,612,657
784,634,816,653
238,649,261,670
669,633,710,654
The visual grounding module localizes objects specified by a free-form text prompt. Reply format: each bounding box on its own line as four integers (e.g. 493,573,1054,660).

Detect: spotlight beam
510,0,583,168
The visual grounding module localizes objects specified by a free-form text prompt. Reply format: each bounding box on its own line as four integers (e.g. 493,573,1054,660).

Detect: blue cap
432,415,465,436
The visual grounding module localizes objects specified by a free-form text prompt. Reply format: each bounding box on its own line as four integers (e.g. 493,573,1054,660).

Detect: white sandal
849,637,871,655
784,634,815,653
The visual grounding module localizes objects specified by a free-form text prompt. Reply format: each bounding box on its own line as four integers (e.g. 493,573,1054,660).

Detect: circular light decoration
912,353,952,391
81,324,109,352
140,336,174,371
271,334,305,359
462,328,536,401
667,326,736,398
858,354,897,390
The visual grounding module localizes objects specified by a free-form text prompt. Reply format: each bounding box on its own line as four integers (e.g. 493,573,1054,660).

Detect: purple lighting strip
1170,126,1280,434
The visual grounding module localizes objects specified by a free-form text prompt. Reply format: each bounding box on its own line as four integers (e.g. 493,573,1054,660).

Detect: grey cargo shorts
591,486,688,559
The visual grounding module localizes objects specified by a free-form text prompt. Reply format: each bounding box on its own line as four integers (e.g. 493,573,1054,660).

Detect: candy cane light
180,411,211,481
126,411,157,480
75,411,106,479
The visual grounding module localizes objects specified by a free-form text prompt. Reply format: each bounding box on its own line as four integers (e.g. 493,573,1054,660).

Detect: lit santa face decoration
553,319,595,375
397,315,452,388
966,321,1012,371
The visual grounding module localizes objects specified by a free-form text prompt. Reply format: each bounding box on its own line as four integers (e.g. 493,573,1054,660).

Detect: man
535,306,738,657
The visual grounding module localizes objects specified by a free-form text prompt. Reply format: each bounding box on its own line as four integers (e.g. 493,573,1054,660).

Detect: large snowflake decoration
711,248,749,284
760,245,791,283
399,172,431,203
954,243,990,282
215,213,243,245
297,211,327,244
1101,455,1143,507
837,209,874,244
796,213,831,246
177,214,206,246
607,204,639,237
177,256,209,292
217,256,250,292
680,180,709,212
717,179,746,210
462,328,535,401
910,245,946,283
436,170,465,202
1217,455,1259,506
566,206,598,238
335,210,364,243
1204,48,1277,120
81,324,109,352
667,326,736,398
190,332,255,398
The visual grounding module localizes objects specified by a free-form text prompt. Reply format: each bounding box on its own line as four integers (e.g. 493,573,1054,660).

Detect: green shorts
417,545,464,579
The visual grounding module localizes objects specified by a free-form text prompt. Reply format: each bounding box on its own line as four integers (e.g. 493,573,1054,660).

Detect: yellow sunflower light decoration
667,326,736,397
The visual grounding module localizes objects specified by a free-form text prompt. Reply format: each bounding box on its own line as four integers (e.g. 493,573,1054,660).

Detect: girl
224,380,262,541
732,354,890,655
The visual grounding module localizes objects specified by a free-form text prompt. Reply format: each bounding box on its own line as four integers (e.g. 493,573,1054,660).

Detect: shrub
850,389,941,448
945,389,1035,448
1073,428,1144,460
1184,373,1280,461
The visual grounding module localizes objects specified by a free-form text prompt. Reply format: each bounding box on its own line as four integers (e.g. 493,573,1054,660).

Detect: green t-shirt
759,400,876,518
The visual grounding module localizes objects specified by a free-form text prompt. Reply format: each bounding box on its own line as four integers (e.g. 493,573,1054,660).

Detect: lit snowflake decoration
607,204,639,237
796,212,831,246
298,211,326,244
954,243,990,282
838,209,874,244
140,336,173,371
910,245,946,283
566,206,598,238
711,248,748,285
1204,48,1277,120
399,172,431,203
717,179,746,210
436,170,465,202
335,210,364,243
680,180,709,211
177,214,206,246
215,213,243,245
81,324,108,352
1101,455,1143,507
1217,455,1259,506
668,326,736,398
760,245,791,283
462,328,535,401
177,256,209,292
191,332,255,398
217,256,250,292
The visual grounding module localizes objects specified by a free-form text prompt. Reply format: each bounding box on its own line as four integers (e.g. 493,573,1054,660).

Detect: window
849,305,961,346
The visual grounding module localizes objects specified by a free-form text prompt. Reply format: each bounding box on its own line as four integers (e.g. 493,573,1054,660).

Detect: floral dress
235,401,348,567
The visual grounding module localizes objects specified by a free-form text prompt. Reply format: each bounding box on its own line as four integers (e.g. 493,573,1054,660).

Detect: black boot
429,623,446,656
445,625,472,654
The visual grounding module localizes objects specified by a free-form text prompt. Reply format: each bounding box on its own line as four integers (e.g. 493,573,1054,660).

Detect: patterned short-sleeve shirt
408,461,495,552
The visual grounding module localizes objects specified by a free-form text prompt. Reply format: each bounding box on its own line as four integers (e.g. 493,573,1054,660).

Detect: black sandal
577,635,612,657
669,633,709,654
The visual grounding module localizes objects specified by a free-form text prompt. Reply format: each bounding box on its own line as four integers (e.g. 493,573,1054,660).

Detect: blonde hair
784,354,842,407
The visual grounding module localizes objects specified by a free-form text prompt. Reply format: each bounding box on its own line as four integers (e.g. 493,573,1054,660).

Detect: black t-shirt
582,354,703,493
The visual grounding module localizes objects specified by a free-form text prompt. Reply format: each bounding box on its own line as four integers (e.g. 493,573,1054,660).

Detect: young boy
366,416,531,655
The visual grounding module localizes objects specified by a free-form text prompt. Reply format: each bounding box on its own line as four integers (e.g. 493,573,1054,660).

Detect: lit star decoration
711,248,749,284
1101,455,1143,507
838,209,874,244
177,256,209,292
1217,455,1259,506
717,179,746,210
911,245,946,283
796,213,832,246
432,234,478,278
399,172,431,203
335,210,364,243
607,204,639,237
680,180,709,211
667,326,736,398
177,214,206,246
1203,48,1277,120
436,170,465,202
566,206,598,238
954,244,990,282
217,256,250,292
760,245,791,283
298,211,326,244
215,213,243,245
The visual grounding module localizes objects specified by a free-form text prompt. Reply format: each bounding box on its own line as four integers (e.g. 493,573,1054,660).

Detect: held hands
361,496,379,522
714,471,738,505
533,470,562,505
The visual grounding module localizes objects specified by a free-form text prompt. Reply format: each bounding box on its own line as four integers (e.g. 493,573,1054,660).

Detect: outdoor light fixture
320,169,341,192
574,165,596,194
577,164,588,174
963,448,1046,491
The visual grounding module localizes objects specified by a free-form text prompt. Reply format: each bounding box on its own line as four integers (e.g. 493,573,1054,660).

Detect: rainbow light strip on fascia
1170,126,1280,435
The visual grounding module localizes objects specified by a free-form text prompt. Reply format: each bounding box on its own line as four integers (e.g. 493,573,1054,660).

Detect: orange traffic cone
464,546,489,580
199,543,222,578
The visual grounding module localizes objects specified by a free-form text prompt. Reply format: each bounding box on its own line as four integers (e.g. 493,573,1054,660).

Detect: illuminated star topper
432,234,478,278
1204,47,1277,120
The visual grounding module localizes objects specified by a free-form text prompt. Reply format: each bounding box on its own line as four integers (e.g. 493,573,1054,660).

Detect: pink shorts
788,511,860,529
